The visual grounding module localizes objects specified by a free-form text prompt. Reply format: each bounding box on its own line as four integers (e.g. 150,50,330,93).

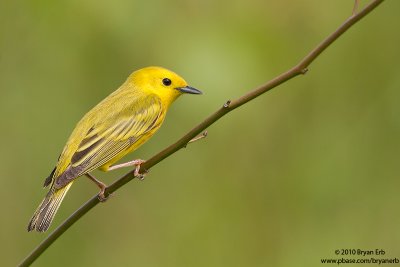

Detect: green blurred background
2,0,399,266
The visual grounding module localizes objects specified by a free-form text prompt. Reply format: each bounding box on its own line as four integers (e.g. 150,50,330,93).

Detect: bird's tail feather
27,183,73,232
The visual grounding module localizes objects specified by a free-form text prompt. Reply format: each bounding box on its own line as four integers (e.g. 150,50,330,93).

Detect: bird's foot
133,159,148,180
85,173,112,202
97,189,113,202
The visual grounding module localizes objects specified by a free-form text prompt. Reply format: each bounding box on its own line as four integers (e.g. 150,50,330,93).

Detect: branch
19,1,385,266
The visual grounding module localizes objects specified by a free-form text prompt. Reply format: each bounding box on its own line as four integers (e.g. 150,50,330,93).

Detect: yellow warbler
28,66,202,232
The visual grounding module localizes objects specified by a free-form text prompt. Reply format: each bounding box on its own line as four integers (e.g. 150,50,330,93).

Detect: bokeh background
2,0,399,266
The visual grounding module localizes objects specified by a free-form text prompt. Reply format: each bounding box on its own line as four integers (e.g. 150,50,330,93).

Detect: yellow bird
28,66,202,232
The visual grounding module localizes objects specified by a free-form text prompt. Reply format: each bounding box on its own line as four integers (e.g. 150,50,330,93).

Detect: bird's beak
176,86,202,95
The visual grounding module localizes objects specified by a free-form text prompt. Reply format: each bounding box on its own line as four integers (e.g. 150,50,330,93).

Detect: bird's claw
133,159,148,180
97,190,113,202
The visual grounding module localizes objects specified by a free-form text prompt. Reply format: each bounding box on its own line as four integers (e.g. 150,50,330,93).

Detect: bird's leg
107,159,147,180
85,173,109,202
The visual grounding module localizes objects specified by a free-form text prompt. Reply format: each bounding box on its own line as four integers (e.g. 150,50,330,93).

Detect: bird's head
128,66,202,106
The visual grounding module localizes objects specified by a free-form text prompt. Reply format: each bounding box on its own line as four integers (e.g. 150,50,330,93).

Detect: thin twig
18,1,385,266
187,131,208,145
353,0,361,15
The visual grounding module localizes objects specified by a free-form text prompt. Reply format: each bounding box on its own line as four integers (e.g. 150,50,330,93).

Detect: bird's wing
53,94,163,189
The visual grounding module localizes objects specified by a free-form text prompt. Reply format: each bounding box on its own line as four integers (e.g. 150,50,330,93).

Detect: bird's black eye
162,78,172,86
